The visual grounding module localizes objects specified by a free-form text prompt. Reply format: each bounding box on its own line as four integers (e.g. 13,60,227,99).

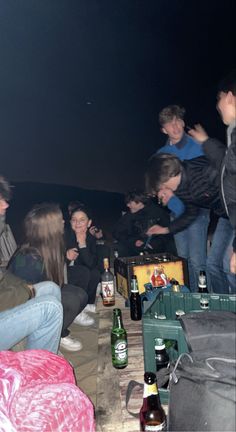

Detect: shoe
73,311,95,326
60,335,83,352
96,282,101,296
84,304,96,313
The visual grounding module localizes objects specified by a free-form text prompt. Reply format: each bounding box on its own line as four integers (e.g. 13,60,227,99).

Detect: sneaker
60,335,83,352
73,311,95,326
84,304,96,313
96,282,101,296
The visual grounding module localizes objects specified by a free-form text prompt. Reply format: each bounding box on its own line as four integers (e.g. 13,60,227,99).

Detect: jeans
174,208,210,292
0,282,63,353
207,217,236,294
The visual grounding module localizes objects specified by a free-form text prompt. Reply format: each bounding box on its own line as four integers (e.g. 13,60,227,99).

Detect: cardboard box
114,253,189,299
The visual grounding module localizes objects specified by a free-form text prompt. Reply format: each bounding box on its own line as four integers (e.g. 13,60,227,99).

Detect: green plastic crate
142,291,236,404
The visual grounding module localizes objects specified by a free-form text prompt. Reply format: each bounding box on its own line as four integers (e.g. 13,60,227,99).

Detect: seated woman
112,189,177,257
8,202,93,352
65,205,101,313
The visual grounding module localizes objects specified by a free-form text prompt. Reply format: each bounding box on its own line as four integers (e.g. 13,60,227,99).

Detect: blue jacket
157,133,204,216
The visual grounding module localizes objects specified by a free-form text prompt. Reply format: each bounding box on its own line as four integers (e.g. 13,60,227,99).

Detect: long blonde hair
23,202,65,286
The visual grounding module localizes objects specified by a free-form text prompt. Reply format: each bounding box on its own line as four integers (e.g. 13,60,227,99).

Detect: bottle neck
113,314,124,329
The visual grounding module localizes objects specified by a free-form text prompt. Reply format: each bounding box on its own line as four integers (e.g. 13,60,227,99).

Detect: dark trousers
67,265,101,304
61,283,88,338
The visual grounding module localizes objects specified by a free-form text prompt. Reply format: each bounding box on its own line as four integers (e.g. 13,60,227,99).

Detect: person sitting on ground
8,202,93,352
0,175,63,353
67,200,111,270
112,189,177,257
65,205,101,313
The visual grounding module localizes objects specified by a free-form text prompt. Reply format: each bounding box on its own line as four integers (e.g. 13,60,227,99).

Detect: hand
66,248,79,261
89,226,103,239
135,240,144,247
157,188,174,206
188,124,209,143
146,224,169,235
230,252,236,274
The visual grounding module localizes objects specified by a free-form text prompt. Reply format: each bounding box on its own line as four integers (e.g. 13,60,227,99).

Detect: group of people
0,186,104,353
0,69,235,359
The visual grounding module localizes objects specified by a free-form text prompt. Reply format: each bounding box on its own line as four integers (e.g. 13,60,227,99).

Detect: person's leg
86,268,101,304
34,281,61,301
0,295,63,353
61,284,88,337
67,264,90,290
222,232,236,294
186,209,210,292
207,217,233,293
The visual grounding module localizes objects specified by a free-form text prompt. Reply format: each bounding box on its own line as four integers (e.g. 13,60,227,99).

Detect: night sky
0,0,236,193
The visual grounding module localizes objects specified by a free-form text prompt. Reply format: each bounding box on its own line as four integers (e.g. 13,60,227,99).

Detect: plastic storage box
142,291,236,404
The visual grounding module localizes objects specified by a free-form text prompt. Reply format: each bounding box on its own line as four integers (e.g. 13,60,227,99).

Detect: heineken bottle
111,308,128,369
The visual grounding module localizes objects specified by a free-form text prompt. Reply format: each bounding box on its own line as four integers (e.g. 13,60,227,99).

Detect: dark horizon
1,1,236,192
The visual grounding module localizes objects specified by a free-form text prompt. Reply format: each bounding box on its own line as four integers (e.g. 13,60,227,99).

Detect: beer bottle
140,371,167,431
101,258,115,306
130,275,142,321
111,308,128,369
155,338,169,389
198,270,208,293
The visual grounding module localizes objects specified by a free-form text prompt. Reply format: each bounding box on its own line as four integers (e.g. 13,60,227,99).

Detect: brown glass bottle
101,258,115,306
130,275,142,321
140,372,167,431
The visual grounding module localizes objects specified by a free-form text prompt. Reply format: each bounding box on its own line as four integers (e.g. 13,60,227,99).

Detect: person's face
216,91,236,125
0,196,9,216
126,200,145,214
70,210,91,232
158,174,182,194
162,116,185,144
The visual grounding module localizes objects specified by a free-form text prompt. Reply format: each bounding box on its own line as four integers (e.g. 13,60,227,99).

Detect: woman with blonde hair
8,202,93,352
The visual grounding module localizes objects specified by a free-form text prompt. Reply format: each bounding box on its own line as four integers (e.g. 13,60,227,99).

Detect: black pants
61,283,88,338
67,265,101,304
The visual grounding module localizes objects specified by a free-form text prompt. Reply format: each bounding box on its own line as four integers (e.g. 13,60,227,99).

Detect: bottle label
144,421,166,431
143,383,158,398
102,281,115,304
114,340,128,362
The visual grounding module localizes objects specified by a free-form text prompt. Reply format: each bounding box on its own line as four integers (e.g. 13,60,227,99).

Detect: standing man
156,105,210,291
188,69,236,288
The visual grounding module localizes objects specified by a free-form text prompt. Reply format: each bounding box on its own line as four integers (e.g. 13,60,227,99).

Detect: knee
34,281,61,302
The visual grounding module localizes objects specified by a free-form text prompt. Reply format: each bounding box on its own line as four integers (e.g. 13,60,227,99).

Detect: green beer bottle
111,308,128,369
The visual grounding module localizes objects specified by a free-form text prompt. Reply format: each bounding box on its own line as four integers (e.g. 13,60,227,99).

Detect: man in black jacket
112,189,176,257
145,153,235,293
188,70,236,278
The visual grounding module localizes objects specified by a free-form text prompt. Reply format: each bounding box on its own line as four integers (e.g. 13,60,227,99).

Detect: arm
167,196,185,217
8,252,45,284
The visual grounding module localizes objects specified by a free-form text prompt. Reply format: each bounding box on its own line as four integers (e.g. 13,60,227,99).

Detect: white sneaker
84,304,96,313
73,311,95,326
60,335,83,352
96,282,101,296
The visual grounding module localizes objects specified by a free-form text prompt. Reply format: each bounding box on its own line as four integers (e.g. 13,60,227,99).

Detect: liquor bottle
129,275,142,321
101,258,115,306
155,338,169,389
140,371,167,431
198,270,208,293
111,308,128,369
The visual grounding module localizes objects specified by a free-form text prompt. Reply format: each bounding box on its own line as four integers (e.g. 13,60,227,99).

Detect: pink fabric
0,350,95,432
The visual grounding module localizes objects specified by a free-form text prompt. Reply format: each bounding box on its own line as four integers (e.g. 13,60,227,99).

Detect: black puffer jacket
168,156,227,234
203,127,236,251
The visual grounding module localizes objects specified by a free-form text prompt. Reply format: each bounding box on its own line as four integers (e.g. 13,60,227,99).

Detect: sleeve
168,204,200,234
8,253,45,284
167,196,185,217
202,138,226,171
0,271,31,312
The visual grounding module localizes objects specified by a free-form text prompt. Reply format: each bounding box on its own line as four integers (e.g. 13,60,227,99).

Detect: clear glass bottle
101,258,115,306
140,371,167,431
198,270,208,293
129,275,142,321
111,308,128,369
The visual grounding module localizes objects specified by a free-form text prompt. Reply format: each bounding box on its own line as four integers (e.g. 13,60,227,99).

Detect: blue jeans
174,208,210,292
207,217,236,294
0,281,63,353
